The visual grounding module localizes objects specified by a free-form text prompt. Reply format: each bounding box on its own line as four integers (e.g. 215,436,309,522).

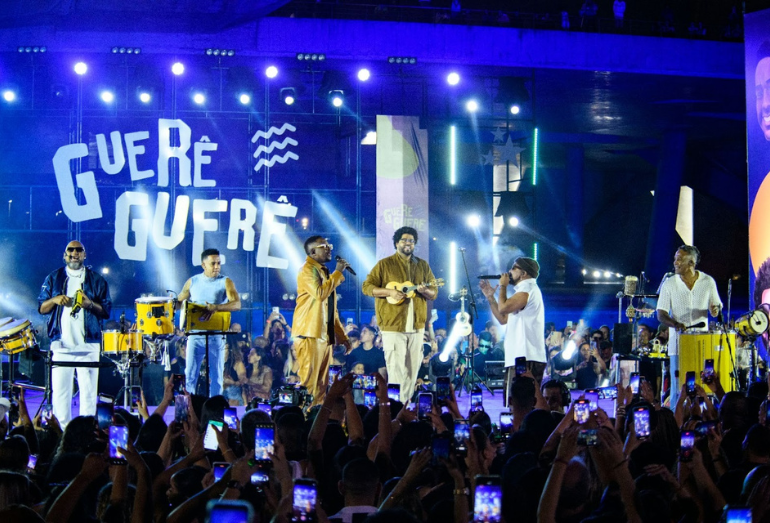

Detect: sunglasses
66,247,84,253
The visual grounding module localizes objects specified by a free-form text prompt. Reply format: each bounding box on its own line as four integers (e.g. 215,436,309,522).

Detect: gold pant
295,336,333,405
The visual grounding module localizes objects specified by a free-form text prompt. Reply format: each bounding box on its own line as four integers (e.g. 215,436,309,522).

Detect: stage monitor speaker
484,360,505,389
614,323,633,355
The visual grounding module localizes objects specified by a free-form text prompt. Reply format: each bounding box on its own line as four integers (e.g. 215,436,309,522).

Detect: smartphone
680,430,695,462
251,469,269,485
363,374,377,391
364,390,377,408
174,394,189,423
703,359,715,384
27,454,37,472
686,371,697,397
629,372,640,395
328,365,342,387
598,386,618,400
473,476,502,523
129,386,142,413
292,478,318,523
206,499,255,523
436,376,451,403
499,412,513,432
633,406,651,439
724,506,752,523
109,425,129,463
204,420,224,451
278,389,296,405
213,461,229,482
223,408,238,430
256,402,272,416
96,402,114,431
272,307,280,315
567,320,573,328
470,387,483,412
387,383,400,402
578,428,598,446
584,391,599,412
173,374,186,395
454,419,470,454
98,393,115,404
418,392,433,420
431,433,451,460
696,420,717,437
254,423,275,462
515,356,527,377
352,374,365,390
573,399,590,424
346,317,353,325
10,385,21,401
41,404,53,428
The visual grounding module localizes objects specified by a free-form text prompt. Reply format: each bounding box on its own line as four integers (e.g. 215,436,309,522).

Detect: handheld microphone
335,256,356,276
663,272,675,279
684,321,706,330
477,274,504,279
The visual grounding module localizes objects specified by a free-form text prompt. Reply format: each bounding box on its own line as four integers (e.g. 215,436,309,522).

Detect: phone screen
578,428,598,446
208,501,254,522
41,404,53,428
174,394,189,423
173,374,185,395
725,507,752,523
213,462,228,482
97,402,114,430
254,425,275,461
680,430,695,462
515,357,527,377
279,389,295,405
130,387,141,412
27,454,37,471
292,480,318,522
585,391,599,412
473,480,502,523
364,391,377,408
204,421,224,451
387,383,400,402
454,419,470,453
364,374,377,391
634,407,651,439
436,377,451,403
251,469,269,485
432,435,450,460
686,371,697,396
471,389,483,411
418,393,433,419
256,402,272,416
109,425,129,460
629,373,640,395
573,400,590,424
224,408,238,430
703,359,715,382
499,413,513,433
598,386,618,400
328,365,342,386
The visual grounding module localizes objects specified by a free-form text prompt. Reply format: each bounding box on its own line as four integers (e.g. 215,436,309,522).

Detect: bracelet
379,402,391,407
453,488,470,496
612,458,628,470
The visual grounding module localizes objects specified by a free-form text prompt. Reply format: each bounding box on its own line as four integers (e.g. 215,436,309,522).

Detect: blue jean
668,355,679,407
186,334,225,396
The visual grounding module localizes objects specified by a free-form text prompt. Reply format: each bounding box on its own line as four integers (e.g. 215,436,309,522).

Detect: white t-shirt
656,271,722,356
59,267,86,349
503,278,546,366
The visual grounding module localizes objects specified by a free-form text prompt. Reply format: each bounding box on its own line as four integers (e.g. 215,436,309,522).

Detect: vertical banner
375,115,429,261
746,8,770,361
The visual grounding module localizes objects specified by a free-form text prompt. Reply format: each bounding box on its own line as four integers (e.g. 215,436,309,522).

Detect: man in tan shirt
292,236,351,405
362,227,438,402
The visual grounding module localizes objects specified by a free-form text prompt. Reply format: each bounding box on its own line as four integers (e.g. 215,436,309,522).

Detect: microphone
477,274,504,279
663,272,675,279
335,256,356,276
684,321,706,330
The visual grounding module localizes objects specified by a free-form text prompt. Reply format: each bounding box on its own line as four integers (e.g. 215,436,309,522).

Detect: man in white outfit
38,240,112,426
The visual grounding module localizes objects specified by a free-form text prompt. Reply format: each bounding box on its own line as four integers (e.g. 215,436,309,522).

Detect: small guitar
385,278,445,305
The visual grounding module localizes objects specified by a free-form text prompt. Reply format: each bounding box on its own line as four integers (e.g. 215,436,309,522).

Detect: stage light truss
17,46,47,53
205,48,235,57
110,47,141,54
296,53,325,61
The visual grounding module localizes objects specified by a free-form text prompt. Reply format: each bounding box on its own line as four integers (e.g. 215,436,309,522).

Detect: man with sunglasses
38,240,112,425
363,226,438,403
292,236,351,404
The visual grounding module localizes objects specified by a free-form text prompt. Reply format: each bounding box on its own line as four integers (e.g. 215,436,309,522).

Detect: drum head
136,296,173,304
0,319,30,337
0,317,13,329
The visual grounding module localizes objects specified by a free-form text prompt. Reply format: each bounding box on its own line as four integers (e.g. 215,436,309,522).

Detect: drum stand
113,351,144,411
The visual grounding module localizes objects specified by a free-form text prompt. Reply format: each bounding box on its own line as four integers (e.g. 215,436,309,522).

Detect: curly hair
392,226,418,248
754,257,770,308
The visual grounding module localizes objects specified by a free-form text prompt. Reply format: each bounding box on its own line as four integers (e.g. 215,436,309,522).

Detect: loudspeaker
614,323,633,355
484,360,506,389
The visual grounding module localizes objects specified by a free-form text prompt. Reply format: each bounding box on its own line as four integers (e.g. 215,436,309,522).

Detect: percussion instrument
678,332,737,392
102,330,143,354
135,296,175,336
734,309,769,337
623,275,638,296
0,318,38,354
179,301,231,332
385,278,445,305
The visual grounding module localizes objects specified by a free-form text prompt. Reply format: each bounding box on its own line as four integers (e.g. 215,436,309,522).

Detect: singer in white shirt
656,245,722,406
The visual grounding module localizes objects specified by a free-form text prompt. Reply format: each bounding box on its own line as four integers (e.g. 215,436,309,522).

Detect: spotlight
357,68,371,81
74,62,88,75
100,90,115,103
510,104,520,115
3,90,16,102
466,214,481,227
603,271,611,278
171,62,184,75
101,267,110,275
280,87,296,105
387,56,417,64
138,91,151,103
18,45,47,53
582,269,588,275
296,53,325,61
592,270,601,278
465,99,479,113
238,93,251,105
562,339,577,359
192,92,205,105
329,90,344,108
265,66,278,78
447,72,460,85
508,216,519,227
331,95,343,107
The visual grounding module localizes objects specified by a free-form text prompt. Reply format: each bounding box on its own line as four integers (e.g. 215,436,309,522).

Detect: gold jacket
291,256,347,343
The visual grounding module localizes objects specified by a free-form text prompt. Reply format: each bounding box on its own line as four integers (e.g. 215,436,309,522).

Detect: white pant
382,329,425,403
669,355,679,407
51,341,100,427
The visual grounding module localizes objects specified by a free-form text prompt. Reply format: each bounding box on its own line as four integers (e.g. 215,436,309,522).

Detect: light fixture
296,53,326,61
205,48,235,57
2,90,16,102
101,267,110,275
387,56,417,64
238,93,251,105
265,66,278,78
465,99,479,113
447,72,460,85
592,270,601,278
466,214,481,228
138,91,151,103
329,90,344,108
100,90,115,103
18,46,47,53
74,62,88,75
510,105,520,115
357,68,371,81
280,87,296,105
508,216,519,227
111,47,141,54
192,92,205,105
171,62,184,76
